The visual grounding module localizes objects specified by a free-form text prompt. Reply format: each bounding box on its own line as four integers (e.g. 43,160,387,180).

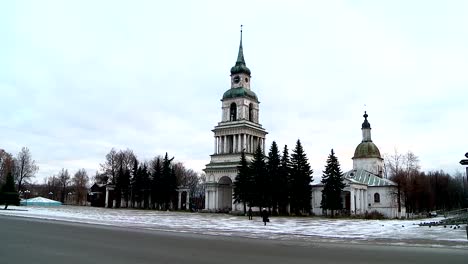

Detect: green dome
353,142,381,159
230,64,251,75
222,87,258,101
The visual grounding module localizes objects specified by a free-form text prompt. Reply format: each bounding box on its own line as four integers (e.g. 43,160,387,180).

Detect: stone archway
218,176,233,212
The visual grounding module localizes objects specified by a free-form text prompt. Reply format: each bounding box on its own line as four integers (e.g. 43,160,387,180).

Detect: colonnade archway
217,176,233,212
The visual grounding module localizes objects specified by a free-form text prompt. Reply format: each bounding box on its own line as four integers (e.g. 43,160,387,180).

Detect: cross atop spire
362,111,371,129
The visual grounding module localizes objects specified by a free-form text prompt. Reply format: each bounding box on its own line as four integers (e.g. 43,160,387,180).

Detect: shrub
364,210,385,219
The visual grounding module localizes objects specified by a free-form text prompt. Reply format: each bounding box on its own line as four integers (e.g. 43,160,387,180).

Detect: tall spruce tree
130,157,139,207
141,163,150,209
267,141,281,215
161,153,175,210
321,149,345,217
279,145,291,215
233,150,251,214
250,144,268,208
0,172,20,209
290,139,313,215
151,157,162,209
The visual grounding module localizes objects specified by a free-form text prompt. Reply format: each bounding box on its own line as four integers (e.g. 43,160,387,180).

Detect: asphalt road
0,215,467,264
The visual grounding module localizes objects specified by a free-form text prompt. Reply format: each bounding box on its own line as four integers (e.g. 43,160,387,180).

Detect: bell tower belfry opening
204,27,268,212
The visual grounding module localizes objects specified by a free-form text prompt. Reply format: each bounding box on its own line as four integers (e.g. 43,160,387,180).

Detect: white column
246,135,249,153
361,190,365,213
214,137,217,154
186,191,190,210
238,135,242,152
178,191,182,209
205,191,209,209
225,136,228,154
359,189,364,214
243,134,247,152
263,138,266,153
214,188,219,210
233,134,237,153
364,190,368,212
250,136,255,152
350,188,355,214
105,188,109,208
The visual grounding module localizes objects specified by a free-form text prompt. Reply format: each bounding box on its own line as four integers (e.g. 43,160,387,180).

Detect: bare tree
100,148,118,184
385,149,420,217
14,147,39,191
46,175,60,200
57,168,71,203
72,169,89,205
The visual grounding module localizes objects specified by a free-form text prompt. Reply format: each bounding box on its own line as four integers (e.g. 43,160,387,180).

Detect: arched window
230,103,237,121
248,103,253,122
374,193,380,203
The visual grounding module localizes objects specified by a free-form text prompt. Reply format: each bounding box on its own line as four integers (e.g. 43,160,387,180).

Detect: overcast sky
1,0,467,183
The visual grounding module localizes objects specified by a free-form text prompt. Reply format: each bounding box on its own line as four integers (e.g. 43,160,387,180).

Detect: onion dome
222,87,258,101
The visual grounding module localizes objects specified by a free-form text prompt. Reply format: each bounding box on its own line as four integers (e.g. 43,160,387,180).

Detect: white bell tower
204,27,268,212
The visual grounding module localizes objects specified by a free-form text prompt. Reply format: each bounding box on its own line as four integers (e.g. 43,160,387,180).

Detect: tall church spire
236,25,245,64
231,25,251,76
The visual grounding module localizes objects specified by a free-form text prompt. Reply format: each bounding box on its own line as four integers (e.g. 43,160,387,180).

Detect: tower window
248,103,253,122
230,103,237,121
374,193,380,203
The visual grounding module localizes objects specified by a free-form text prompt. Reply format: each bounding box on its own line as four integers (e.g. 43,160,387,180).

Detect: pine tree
278,145,291,215
321,149,345,217
0,172,20,209
290,139,313,215
130,157,139,207
233,150,251,214
141,163,150,209
161,153,175,210
250,144,268,208
267,141,281,215
151,157,162,209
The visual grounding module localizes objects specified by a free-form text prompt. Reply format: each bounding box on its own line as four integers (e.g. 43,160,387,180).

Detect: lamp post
25,190,30,206
49,192,53,200
67,192,72,205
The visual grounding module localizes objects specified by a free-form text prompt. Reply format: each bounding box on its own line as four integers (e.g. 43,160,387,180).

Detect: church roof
344,169,396,187
222,87,258,101
353,141,382,159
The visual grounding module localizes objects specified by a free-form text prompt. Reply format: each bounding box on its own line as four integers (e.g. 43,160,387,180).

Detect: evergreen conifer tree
267,141,281,215
141,163,150,208
233,150,251,214
130,158,139,207
151,157,162,209
290,139,313,215
249,144,268,208
278,145,291,215
161,153,174,210
321,149,345,217
0,172,20,209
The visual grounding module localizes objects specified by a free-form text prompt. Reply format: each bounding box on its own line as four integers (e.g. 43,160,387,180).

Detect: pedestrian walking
261,208,269,226
248,208,253,220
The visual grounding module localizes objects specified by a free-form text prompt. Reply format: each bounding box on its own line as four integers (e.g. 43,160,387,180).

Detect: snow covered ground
1,206,467,248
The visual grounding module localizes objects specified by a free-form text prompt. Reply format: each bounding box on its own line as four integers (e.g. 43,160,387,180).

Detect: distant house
88,183,106,207
311,112,405,218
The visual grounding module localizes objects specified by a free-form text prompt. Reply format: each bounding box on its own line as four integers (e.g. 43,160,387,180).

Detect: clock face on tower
233,75,240,84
